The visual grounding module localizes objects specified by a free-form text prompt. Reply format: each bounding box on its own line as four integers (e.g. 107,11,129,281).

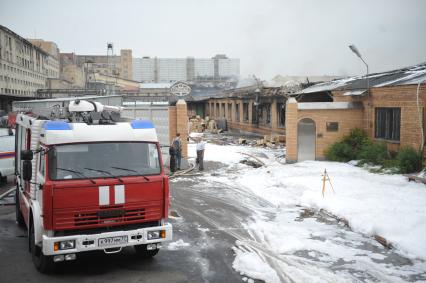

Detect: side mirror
23,160,32,181
21,150,33,161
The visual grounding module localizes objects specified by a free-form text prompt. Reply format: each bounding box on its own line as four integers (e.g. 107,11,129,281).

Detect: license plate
98,235,128,247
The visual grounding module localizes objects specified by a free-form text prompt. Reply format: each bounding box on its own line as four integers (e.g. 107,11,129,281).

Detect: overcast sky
1,0,426,79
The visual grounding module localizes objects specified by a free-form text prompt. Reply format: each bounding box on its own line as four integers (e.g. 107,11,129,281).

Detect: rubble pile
238,134,285,148
189,115,207,133
205,117,224,134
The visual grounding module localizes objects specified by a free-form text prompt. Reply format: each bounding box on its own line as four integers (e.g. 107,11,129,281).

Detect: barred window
375,108,400,141
243,103,249,122
277,103,285,127
236,103,240,122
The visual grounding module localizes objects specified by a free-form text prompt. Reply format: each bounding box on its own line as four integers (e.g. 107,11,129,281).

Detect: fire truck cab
15,99,172,273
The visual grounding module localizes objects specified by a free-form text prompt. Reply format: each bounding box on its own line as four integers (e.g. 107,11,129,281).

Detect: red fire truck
14,99,172,273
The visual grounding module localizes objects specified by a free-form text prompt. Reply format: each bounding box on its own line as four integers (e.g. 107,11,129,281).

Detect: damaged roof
210,85,290,100
300,62,426,95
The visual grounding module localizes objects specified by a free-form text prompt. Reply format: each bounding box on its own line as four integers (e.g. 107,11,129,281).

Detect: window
265,104,271,125
243,102,249,122
236,103,240,122
39,152,46,177
375,107,400,141
277,102,285,127
48,142,161,180
252,104,258,125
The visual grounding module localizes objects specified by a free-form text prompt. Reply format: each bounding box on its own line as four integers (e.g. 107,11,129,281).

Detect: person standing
172,133,182,170
196,137,206,171
169,144,176,174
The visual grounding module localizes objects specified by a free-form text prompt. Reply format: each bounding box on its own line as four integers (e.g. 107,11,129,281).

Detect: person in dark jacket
169,145,176,174
172,133,182,170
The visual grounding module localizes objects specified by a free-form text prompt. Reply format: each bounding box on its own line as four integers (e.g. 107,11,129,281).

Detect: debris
208,120,217,132
169,210,181,218
240,152,266,166
189,115,206,133
375,235,393,249
240,159,263,168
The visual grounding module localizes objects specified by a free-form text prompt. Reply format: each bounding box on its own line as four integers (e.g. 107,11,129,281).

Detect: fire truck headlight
57,240,75,250
147,231,160,240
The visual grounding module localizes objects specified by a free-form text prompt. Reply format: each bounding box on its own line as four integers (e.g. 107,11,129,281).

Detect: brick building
286,63,426,162
75,49,133,80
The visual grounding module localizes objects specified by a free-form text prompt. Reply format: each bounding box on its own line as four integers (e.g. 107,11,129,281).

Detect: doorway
297,118,316,161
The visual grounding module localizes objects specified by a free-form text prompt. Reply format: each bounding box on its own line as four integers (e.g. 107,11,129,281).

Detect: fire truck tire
15,186,25,227
30,221,54,273
0,174,6,184
134,244,159,258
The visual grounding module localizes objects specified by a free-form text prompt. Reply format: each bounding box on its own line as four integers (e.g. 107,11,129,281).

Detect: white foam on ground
187,136,426,281
167,239,190,250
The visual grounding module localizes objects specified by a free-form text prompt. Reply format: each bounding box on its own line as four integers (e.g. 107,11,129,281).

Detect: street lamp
349,44,369,93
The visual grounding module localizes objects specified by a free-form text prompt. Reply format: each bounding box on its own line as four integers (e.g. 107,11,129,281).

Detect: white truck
0,128,15,183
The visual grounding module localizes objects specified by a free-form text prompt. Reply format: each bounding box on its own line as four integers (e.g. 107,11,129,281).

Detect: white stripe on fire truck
114,185,125,204
99,186,110,205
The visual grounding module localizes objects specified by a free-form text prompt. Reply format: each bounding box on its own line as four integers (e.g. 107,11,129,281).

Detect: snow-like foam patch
196,140,426,260
167,239,190,250
232,247,280,283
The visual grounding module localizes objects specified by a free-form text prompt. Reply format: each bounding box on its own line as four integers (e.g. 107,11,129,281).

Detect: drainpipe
416,78,426,157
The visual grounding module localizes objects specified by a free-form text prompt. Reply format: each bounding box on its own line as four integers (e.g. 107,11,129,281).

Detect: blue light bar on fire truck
130,120,155,129
44,121,72,131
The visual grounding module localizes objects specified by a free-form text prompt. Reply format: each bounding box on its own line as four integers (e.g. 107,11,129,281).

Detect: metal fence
122,103,170,147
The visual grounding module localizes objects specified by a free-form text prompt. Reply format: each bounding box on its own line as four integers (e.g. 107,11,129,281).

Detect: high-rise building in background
133,54,240,84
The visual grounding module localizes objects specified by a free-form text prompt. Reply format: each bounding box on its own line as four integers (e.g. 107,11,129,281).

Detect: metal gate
297,118,316,161
122,104,169,147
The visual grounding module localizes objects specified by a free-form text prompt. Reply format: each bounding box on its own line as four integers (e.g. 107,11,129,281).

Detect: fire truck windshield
48,142,161,180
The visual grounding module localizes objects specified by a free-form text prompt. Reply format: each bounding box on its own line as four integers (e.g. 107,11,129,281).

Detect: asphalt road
1,157,425,282
0,162,246,283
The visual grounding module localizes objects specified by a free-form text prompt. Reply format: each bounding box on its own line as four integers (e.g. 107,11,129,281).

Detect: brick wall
285,98,298,162
334,85,426,152
300,108,363,160
168,100,188,157
286,99,364,162
286,84,426,162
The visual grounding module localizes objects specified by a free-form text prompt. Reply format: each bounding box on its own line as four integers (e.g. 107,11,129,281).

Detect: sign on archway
170,82,191,97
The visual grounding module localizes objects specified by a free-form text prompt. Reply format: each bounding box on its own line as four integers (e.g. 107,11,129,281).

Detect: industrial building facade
75,49,133,81
0,25,60,111
132,54,239,83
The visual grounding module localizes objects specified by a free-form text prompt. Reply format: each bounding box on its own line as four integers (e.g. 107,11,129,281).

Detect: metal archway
297,118,316,161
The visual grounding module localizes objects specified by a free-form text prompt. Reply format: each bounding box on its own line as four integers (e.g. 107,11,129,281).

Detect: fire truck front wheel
30,220,54,273
15,185,25,227
134,244,159,258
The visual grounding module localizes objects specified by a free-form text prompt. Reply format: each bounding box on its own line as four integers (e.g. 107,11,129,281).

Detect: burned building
205,85,294,136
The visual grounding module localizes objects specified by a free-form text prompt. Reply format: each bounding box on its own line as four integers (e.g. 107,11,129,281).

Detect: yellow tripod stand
322,169,335,197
